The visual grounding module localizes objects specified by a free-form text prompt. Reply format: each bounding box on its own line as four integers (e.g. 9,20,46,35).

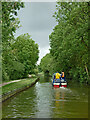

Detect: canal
2,75,88,118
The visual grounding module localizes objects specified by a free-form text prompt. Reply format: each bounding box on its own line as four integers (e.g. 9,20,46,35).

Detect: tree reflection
53,88,65,117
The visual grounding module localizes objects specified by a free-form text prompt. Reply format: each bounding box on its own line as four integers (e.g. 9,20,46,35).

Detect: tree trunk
85,64,89,78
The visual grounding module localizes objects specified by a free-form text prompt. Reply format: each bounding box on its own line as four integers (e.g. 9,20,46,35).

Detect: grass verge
2,78,37,95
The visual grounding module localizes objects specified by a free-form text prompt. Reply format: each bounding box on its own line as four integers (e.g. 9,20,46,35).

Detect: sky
15,2,57,64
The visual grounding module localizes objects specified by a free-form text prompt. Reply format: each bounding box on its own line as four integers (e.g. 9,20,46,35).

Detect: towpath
0,80,21,87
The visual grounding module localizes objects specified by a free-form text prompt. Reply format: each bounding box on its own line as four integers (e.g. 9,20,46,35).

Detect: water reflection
34,82,53,118
44,75,50,82
2,86,38,118
52,87,69,118
2,76,88,118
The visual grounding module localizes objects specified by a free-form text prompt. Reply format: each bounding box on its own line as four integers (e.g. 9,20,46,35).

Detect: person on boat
53,72,61,83
61,71,66,82
55,72,61,79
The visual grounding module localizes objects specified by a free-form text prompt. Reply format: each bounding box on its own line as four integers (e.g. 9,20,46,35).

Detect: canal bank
2,77,39,102
2,75,88,118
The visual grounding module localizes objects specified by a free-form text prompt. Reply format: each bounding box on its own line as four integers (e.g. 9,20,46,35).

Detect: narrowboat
52,78,67,88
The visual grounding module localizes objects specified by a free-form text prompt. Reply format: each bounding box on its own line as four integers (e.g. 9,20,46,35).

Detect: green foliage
2,2,25,81
2,2,39,81
2,2,24,43
2,44,25,80
39,53,56,76
49,2,89,83
33,68,39,75
37,65,42,73
12,33,39,77
2,68,9,81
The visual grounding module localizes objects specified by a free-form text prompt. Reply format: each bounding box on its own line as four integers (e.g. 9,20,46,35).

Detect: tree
12,33,39,77
2,2,24,43
2,2,25,81
40,53,56,76
49,2,89,83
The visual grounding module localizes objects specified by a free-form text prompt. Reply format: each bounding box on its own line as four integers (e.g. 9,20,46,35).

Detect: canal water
2,75,88,118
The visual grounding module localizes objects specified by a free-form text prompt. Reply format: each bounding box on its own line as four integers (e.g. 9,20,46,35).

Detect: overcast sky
15,2,57,64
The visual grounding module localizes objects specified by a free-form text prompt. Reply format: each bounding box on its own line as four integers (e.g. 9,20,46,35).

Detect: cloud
15,2,57,64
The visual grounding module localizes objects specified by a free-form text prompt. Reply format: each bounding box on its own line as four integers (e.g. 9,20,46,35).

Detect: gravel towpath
0,80,21,87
